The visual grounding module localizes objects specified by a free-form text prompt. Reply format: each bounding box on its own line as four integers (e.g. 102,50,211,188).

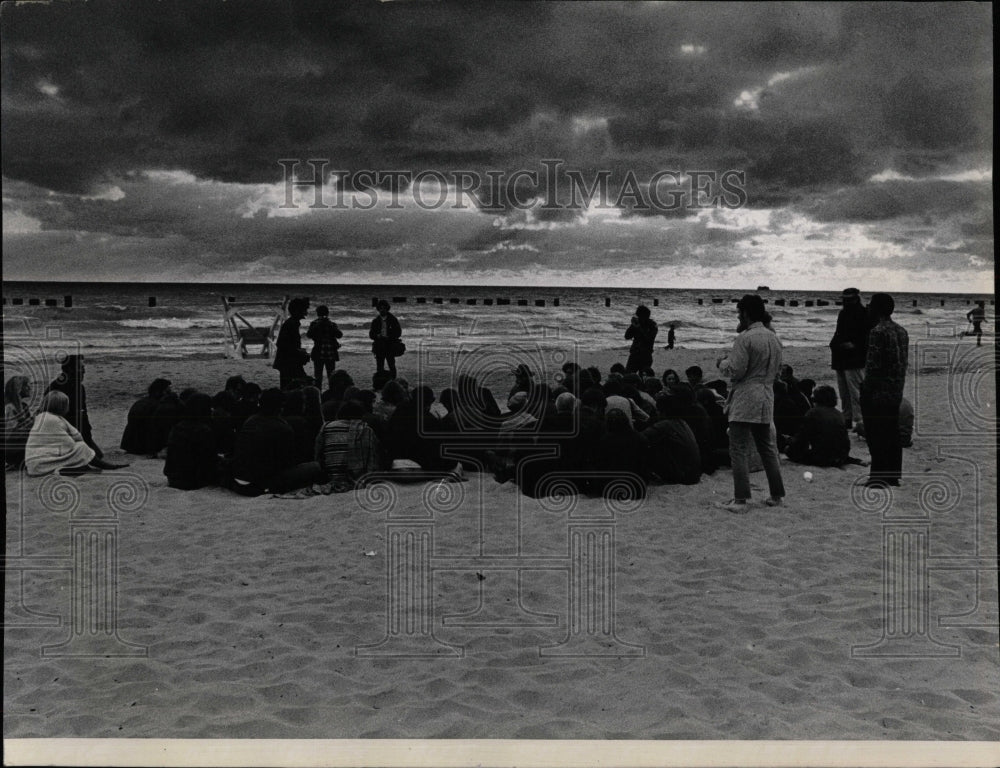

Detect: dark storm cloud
2,2,991,197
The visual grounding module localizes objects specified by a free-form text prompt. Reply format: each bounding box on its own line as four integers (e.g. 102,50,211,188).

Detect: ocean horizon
3,280,991,361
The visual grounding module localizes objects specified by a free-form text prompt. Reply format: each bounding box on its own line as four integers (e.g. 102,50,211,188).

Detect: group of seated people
4,356,912,497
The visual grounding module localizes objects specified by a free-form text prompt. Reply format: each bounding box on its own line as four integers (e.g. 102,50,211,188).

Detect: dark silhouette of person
966,302,986,347
665,324,676,350
164,393,220,490
47,355,127,469
624,305,658,373
861,293,908,487
273,297,311,390
307,304,343,389
369,300,402,377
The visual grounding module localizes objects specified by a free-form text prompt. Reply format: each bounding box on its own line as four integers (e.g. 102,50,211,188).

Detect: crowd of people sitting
3,352,913,499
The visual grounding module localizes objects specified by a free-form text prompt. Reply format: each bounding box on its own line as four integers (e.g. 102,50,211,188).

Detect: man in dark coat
369,300,402,378
273,297,311,390
829,287,869,432
861,293,909,487
624,305,658,373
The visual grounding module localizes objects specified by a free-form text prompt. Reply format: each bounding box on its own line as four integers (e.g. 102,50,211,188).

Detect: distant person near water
861,293,908,488
664,324,676,350
829,287,868,433
370,300,403,378
625,305,658,373
716,294,785,512
273,297,311,390
307,305,343,390
965,302,986,346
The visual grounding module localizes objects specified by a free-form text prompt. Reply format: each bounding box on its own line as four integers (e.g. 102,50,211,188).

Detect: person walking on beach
861,293,908,487
665,324,676,350
965,302,986,346
716,294,785,512
273,297,311,390
625,305,658,373
369,300,402,378
307,305,343,390
829,287,868,433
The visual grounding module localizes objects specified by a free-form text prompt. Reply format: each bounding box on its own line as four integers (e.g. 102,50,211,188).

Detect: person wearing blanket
24,391,103,476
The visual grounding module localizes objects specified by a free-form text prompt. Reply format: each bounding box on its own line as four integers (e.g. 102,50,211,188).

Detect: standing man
829,287,868,433
307,304,343,390
966,301,986,347
369,299,402,378
625,305,658,373
861,293,908,487
716,294,785,512
273,297,311,390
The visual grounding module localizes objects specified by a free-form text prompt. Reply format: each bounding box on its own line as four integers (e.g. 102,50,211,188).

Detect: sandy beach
4,341,998,742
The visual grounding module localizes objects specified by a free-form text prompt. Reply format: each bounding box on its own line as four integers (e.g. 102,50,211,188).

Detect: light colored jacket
718,322,783,423
24,412,96,476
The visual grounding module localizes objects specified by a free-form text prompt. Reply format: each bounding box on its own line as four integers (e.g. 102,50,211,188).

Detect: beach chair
222,296,288,359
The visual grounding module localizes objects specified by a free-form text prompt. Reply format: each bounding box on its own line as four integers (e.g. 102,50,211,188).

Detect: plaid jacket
307,317,343,362
315,419,381,491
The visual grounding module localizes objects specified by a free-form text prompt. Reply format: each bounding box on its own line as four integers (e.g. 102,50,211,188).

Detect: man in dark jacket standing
829,287,868,433
861,293,908,487
369,300,402,378
624,305,658,373
273,297,310,390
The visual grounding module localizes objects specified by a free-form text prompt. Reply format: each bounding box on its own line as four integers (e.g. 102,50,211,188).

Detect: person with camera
624,304,658,373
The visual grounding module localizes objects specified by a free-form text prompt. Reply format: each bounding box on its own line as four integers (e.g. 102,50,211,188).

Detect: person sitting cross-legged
784,385,854,468
229,388,324,496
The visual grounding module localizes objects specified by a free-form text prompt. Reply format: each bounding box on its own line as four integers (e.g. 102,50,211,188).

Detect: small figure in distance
965,301,986,347
664,323,676,350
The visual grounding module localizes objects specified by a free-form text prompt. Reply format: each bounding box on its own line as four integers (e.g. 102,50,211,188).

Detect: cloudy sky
1,1,993,290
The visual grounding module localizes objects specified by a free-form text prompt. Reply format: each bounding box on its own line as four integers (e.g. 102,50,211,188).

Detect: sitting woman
164,393,219,490
315,401,383,492
4,376,34,469
24,391,103,476
784,385,853,467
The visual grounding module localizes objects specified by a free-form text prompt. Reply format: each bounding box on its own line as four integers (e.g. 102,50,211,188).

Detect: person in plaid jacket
307,305,343,391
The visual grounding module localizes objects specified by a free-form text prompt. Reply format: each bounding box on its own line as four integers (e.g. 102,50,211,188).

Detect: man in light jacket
716,294,786,512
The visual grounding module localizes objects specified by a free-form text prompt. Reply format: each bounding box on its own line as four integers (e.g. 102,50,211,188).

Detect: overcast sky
1,1,993,290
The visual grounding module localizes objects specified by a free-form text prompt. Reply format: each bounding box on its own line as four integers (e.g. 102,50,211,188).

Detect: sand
4,342,998,743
